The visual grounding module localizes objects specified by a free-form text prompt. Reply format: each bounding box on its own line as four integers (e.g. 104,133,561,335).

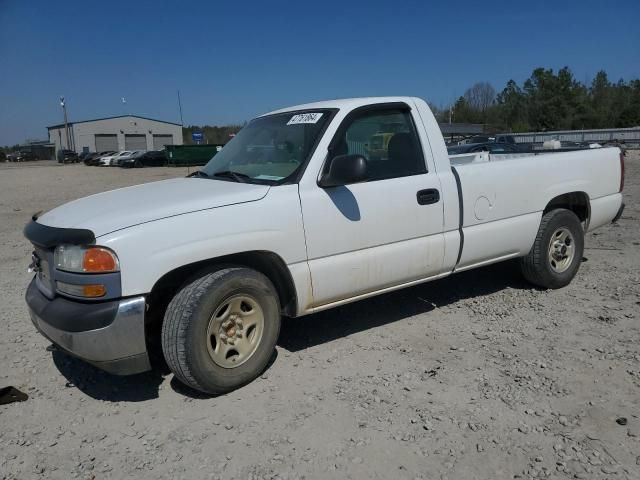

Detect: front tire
520,208,584,289
161,267,281,394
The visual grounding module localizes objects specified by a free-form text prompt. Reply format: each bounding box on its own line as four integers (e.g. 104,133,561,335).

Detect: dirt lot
1,155,639,480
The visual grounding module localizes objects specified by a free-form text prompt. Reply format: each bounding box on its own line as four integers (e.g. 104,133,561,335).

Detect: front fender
97,186,307,296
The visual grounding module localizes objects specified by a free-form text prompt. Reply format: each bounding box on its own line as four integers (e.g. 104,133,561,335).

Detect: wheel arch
144,250,298,368
149,250,298,318
543,191,591,230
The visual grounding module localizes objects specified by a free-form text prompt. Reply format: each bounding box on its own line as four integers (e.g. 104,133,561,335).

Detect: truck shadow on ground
52,351,164,402
278,260,532,352
51,260,532,401
51,348,279,401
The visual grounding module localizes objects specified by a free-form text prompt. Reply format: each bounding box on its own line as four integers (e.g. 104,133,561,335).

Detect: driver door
298,104,445,308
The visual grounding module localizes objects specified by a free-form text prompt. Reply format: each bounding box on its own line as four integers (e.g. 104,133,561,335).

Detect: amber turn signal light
56,281,106,298
82,284,107,297
83,248,119,272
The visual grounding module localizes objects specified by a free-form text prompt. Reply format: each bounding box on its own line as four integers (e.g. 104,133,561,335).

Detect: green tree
496,79,529,131
614,79,640,127
451,96,478,123
592,71,611,124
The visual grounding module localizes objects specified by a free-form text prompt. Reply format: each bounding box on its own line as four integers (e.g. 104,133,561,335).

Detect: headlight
54,245,119,273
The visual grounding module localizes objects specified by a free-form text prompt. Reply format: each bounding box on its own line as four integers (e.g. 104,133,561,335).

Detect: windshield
200,110,332,184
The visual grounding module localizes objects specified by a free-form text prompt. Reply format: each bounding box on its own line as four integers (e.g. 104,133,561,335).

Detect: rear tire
161,267,280,394
520,208,584,289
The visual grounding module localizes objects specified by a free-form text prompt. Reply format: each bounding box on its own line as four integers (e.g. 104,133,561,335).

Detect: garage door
153,134,174,150
95,134,118,152
125,134,148,151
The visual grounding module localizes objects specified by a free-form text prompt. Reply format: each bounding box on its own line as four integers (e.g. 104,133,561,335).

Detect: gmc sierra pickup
24,97,625,394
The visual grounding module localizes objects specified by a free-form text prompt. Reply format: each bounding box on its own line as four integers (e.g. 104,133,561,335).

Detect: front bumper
26,279,151,375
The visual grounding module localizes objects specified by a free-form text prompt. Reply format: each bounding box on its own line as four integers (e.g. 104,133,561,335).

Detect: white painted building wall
48,116,183,153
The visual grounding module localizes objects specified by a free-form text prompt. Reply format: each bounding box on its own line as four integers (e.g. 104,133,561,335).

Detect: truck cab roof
263,96,420,116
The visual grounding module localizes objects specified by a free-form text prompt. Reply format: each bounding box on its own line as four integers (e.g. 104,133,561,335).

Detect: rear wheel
520,208,584,289
161,267,280,394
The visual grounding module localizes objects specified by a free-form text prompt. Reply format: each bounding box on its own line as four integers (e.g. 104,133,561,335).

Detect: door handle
417,188,440,205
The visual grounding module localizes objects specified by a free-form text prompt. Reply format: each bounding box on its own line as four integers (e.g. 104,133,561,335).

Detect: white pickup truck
25,97,625,394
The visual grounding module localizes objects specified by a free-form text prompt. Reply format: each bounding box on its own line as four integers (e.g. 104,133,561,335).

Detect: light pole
60,96,70,151
177,89,184,126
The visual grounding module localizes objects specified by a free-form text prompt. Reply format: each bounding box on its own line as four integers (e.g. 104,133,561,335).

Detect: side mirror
319,154,368,188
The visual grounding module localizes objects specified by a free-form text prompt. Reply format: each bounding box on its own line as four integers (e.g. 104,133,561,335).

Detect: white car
99,151,132,166
24,96,625,395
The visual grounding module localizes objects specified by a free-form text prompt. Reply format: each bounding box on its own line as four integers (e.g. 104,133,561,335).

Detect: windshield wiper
186,170,209,178
212,170,251,183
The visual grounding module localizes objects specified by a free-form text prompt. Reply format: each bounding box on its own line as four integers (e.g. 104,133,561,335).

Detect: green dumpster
165,144,224,167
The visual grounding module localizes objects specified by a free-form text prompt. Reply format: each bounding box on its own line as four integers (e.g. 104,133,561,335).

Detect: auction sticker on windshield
287,112,323,125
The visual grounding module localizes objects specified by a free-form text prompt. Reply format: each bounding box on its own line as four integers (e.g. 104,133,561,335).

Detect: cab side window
332,109,426,181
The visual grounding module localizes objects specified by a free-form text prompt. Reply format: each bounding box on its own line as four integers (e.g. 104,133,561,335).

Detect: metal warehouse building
47,115,183,154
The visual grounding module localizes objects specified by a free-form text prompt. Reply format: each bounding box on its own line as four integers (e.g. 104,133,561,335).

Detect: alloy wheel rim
548,227,575,273
206,294,264,368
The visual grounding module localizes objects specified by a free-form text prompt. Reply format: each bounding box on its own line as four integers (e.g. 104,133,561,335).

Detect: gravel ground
1,155,638,480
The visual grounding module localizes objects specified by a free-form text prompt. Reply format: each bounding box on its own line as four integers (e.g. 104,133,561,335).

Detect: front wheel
161,267,281,394
519,208,584,289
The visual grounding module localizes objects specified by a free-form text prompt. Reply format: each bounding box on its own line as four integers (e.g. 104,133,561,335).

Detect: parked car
24,96,625,395
99,151,132,166
120,150,167,168
114,150,145,166
465,135,492,144
84,151,115,166
458,135,515,145
6,151,38,162
494,135,516,144
57,150,79,163
447,142,525,154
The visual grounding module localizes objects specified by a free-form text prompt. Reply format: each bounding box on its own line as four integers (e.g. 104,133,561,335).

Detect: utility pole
177,89,184,126
60,96,71,151
449,105,453,125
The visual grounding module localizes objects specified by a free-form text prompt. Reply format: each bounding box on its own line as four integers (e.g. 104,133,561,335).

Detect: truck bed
449,151,530,166
449,147,623,271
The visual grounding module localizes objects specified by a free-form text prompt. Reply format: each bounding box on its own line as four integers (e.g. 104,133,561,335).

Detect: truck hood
37,178,270,237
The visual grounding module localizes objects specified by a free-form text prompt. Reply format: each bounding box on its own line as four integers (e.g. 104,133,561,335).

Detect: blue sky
1,0,638,145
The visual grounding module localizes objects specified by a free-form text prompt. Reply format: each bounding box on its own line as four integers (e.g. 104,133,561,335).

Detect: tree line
185,68,640,140
432,67,640,133
3,67,638,156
